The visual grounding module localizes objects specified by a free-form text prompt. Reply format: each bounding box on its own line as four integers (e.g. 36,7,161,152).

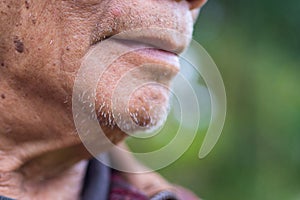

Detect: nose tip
186,0,207,10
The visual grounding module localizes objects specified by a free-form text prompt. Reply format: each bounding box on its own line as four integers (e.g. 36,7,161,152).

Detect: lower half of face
0,0,198,145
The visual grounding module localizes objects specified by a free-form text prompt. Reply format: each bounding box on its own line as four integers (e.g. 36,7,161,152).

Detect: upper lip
92,28,192,55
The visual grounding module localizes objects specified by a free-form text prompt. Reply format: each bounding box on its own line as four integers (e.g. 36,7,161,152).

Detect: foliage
128,1,300,199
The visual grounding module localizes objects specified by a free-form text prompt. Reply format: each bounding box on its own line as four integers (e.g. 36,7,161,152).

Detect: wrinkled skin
0,0,206,199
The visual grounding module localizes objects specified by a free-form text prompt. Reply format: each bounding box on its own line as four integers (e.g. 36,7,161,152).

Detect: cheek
4,3,65,91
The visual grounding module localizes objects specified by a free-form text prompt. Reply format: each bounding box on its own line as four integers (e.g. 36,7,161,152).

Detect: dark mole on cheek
1,63,4,67
13,37,24,53
1,94,5,99
25,0,30,9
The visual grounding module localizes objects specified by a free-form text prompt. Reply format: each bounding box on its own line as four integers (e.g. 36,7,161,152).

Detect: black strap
151,191,179,200
0,196,15,200
81,155,111,200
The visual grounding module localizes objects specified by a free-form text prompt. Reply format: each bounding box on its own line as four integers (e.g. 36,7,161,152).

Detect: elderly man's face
0,0,205,145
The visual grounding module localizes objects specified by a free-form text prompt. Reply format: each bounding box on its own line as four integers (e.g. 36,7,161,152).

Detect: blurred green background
127,0,300,199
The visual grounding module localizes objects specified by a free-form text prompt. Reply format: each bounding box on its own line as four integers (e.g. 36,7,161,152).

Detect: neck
0,78,91,199
0,140,89,200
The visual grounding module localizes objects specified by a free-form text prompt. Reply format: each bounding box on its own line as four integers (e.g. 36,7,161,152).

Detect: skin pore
0,0,206,199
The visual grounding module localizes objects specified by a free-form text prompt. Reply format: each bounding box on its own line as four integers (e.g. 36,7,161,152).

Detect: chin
96,81,171,136
94,51,176,137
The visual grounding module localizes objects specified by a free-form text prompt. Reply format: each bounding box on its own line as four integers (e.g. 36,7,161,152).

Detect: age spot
13,37,24,53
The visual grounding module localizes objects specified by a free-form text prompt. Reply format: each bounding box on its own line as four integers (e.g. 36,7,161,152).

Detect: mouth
91,27,192,54
91,27,192,79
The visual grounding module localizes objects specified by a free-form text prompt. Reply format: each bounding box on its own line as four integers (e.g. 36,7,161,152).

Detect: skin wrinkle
0,0,206,199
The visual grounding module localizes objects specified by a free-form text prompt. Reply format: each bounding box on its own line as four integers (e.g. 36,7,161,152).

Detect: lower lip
111,38,180,72
138,48,180,69
95,38,180,74
93,38,181,79
126,47,180,80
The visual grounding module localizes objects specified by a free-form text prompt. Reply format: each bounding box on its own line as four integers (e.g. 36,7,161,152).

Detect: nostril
186,0,207,10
